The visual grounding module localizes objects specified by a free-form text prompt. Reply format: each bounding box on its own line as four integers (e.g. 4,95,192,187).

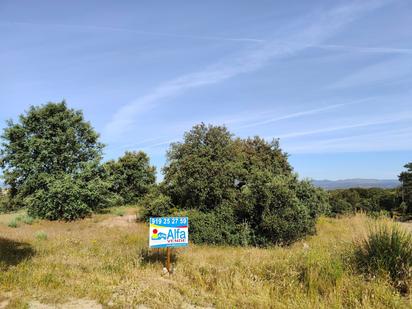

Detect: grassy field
0,208,411,308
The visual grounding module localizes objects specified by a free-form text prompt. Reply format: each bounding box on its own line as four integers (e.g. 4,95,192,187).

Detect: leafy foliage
354,224,412,293
239,174,316,245
328,188,401,216
25,171,109,220
161,123,330,246
0,191,9,212
163,124,237,211
399,162,412,214
0,102,110,219
329,196,353,216
187,203,252,246
104,151,156,205
141,186,174,219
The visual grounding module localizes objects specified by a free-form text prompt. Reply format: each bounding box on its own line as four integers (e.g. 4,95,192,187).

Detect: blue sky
1,0,411,180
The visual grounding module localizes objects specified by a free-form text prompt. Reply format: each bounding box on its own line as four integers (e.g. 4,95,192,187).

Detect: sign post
149,217,188,273
166,247,171,273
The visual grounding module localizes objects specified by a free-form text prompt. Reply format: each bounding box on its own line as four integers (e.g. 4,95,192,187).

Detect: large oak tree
0,101,110,219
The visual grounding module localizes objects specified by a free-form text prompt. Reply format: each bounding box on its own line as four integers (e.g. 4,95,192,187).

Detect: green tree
232,136,292,179
399,162,412,213
161,123,330,246
104,151,156,204
0,101,110,219
163,123,237,211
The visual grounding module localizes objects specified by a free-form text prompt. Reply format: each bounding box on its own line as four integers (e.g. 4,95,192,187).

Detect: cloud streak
1,21,264,43
122,97,382,152
329,56,412,89
276,112,412,139
235,98,373,130
7,21,411,55
314,44,412,54
285,128,412,153
105,1,388,139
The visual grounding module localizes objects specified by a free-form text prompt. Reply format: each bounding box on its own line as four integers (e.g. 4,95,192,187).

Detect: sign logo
151,229,167,240
149,217,189,248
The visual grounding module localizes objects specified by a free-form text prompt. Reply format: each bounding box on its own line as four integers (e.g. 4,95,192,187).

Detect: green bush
329,198,353,216
162,123,329,246
188,204,252,246
141,188,173,220
354,224,412,293
239,174,315,245
294,179,331,218
104,151,156,204
186,174,320,246
399,162,412,214
328,188,402,216
0,192,11,212
25,171,111,220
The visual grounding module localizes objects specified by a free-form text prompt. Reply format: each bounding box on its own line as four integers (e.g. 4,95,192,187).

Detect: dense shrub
354,224,412,293
26,169,112,220
160,123,330,246
188,204,252,246
104,151,156,205
399,162,412,214
329,196,353,216
0,192,9,212
328,188,401,216
141,187,174,220
294,179,330,218
239,174,316,245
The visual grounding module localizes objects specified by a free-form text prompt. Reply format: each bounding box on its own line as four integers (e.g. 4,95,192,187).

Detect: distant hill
311,179,400,190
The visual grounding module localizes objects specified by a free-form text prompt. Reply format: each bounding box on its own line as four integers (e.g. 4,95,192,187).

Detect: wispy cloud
329,56,412,89
275,112,412,139
105,1,388,139
314,44,412,54
286,127,412,153
119,97,378,152
235,98,372,130
0,20,264,43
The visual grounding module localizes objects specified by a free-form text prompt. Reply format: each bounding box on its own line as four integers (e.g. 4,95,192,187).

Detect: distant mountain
311,179,400,190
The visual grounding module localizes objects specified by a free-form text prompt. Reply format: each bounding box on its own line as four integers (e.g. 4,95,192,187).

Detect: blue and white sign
149,217,189,248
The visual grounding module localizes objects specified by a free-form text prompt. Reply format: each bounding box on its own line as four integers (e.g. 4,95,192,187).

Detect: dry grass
0,210,410,308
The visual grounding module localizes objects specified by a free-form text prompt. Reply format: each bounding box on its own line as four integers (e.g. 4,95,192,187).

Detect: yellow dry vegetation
0,208,411,308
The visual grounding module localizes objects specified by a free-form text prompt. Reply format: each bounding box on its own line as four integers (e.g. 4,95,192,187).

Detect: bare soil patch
98,214,137,228
29,299,102,309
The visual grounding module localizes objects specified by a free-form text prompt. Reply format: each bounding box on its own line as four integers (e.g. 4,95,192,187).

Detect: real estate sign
149,217,189,248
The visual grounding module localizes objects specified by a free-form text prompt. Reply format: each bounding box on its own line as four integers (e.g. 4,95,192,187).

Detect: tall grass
0,211,409,308
354,223,412,293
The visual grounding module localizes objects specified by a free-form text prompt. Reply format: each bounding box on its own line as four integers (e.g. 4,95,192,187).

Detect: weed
22,216,34,225
34,231,48,240
8,219,18,228
113,208,125,217
354,223,412,294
